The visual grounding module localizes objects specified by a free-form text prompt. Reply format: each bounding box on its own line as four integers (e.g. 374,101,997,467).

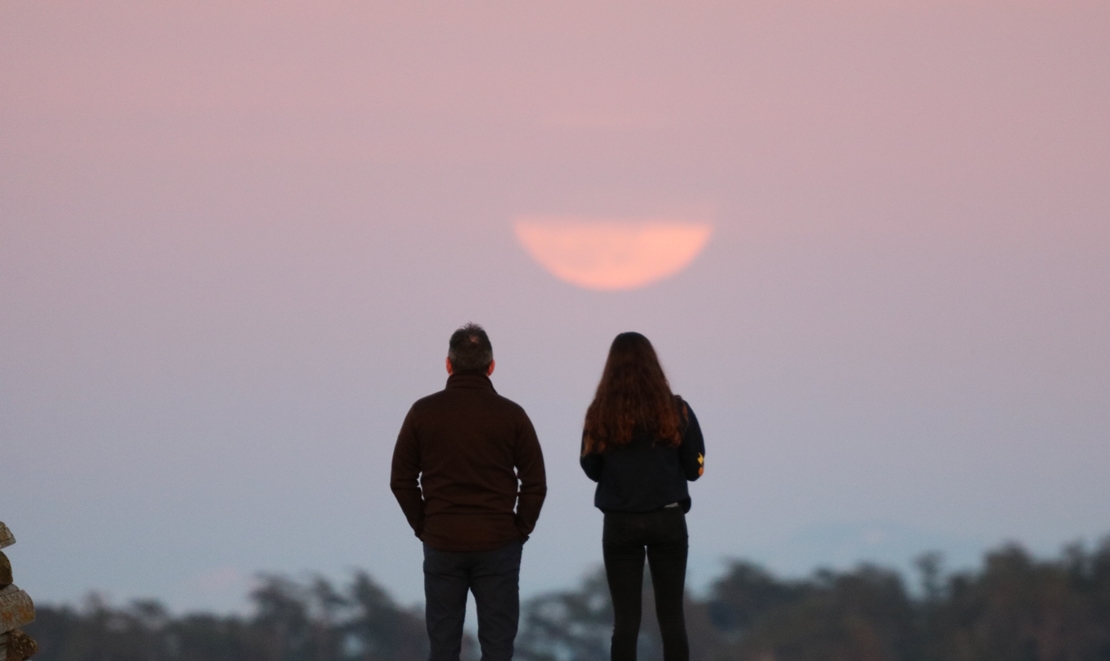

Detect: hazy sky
2,1,1108,613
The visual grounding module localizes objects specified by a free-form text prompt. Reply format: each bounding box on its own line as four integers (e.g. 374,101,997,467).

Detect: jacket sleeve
579,432,603,482
677,399,706,482
390,408,426,539
513,412,547,540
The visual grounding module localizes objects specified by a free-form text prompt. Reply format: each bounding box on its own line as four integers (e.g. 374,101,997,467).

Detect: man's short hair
448,323,493,374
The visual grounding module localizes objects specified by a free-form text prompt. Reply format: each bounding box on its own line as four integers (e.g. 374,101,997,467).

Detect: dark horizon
23,534,1110,661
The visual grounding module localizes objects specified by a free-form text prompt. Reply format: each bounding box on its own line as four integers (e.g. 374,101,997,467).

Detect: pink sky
2,1,1108,612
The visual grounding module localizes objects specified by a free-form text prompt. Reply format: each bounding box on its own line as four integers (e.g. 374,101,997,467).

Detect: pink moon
514,216,714,291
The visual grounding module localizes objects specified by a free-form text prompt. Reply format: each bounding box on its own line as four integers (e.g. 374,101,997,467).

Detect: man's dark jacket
390,372,547,552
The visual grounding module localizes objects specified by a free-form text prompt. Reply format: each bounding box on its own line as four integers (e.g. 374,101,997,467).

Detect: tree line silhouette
26,536,1110,661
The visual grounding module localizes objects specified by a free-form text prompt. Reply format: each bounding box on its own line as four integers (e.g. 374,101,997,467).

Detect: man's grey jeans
423,539,524,661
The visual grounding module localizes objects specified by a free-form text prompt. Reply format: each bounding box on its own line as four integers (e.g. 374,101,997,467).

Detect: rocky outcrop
0,553,11,589
0,587,33,633
0,524,35,660
0,630,38,661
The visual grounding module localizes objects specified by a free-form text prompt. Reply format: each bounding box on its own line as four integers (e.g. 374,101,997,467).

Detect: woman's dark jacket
580,397,705,513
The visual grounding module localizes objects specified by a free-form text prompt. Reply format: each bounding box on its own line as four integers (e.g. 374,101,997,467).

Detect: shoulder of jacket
493,393,529,415
410,390,448,410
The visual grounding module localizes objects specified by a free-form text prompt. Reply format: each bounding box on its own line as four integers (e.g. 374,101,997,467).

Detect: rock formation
0,523,37,661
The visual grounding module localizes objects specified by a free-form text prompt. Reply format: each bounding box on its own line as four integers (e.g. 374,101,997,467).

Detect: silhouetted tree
344,571,427,661
24,536,1110,661
928,540,1110,661
516,569,612,661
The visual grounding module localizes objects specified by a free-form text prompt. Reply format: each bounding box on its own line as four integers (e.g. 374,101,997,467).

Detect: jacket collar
445,372,496,392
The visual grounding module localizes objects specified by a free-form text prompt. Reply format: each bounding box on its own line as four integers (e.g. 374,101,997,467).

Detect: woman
580,332,705,661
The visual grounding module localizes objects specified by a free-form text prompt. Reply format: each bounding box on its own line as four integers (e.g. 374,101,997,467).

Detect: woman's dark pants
603,508,689,661
423,540,523,661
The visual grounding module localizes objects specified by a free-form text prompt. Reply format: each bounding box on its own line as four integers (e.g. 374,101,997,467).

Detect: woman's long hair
583,332,682,454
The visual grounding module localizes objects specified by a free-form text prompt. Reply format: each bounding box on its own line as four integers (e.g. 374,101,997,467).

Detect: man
391,323,547,661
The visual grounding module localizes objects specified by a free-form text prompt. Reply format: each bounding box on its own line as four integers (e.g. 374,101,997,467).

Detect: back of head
448,323,494,374
583,332,681,453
